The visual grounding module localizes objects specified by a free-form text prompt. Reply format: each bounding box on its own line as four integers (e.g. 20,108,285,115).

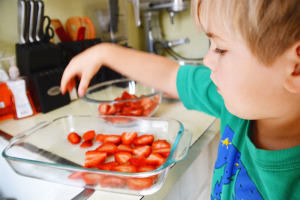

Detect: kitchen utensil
28,0,38,43
2,115,191,195
83,78,162,117
65,17,86,41
81,16,96,40
17,0,28,44
51,19,72,42
40,16,54,42
35,0,44,42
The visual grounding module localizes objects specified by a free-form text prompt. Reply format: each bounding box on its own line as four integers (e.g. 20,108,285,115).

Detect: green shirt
177,65,300,200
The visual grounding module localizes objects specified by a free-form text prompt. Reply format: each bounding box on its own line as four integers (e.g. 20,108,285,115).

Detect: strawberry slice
83,130,96,141
121,132,137,145
68,171,84,179
106,105,117,115
127,178,153,190
143,103,157,116
145,153,166,166
84,150,107,168
137,165,156,173
152,140,171,149
98,104,110,114
153,148,171,158
132,145,152,157
123,107,143,116
104,135,121,145
95,134,106,143
82,172,104,185
128,157,146,167
100,176,126,188
133,135,154,146
116,144,133,153
96,143,117,155
97,161,119,171
121,91,135,99
114,152,132,164
112,164,136,173
80,140,93,148
67,132,81,144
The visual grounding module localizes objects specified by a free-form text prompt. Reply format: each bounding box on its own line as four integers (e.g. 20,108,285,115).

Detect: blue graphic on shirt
211,125,263,200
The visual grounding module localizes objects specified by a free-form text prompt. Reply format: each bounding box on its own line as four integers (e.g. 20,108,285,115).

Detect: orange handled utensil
51,19,71,42
65,16,86,41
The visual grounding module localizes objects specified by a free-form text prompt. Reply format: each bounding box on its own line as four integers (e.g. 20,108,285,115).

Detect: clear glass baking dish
2,115,191,195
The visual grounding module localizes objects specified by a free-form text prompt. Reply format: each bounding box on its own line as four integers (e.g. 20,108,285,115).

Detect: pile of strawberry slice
98,91,160,116
67,130,171,191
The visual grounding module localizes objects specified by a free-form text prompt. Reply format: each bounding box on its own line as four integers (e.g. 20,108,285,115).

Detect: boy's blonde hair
192,0,300,65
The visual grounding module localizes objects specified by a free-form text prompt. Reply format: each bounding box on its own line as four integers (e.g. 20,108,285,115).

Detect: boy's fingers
77,75,91,98
61,69,76,95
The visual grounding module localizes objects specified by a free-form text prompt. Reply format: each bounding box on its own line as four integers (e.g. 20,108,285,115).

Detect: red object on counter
0,82,14,120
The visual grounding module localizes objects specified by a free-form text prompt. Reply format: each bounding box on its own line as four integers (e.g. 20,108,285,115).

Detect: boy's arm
60,43,180,98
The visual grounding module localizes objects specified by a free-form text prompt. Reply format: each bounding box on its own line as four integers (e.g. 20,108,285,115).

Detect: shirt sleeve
176,64,223,118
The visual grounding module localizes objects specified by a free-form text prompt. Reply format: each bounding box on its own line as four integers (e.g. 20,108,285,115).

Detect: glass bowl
83,79,163,117
2,115,191,195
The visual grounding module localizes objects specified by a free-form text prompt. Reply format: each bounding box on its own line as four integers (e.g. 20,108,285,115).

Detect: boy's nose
203,49,217,71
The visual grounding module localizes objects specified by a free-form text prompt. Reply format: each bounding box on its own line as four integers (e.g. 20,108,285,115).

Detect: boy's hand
61,45,102,97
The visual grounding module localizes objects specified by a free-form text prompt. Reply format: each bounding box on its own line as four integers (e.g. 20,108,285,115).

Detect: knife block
15,42,62,75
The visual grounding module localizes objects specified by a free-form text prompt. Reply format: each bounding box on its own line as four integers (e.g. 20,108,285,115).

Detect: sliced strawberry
125,107,143,116
80,140,93,148
97,161,119,171
128,157,146,167
127,178,153,190
140,98,154,110
84,151,107,168
121,91,135,99
152,140,171,149
114,152,132,164
133,135,154,146
82,172,104,185
112,164,136,173
104,135,121,145
143,103,157,116
100,176,126,188
137,165,156,173
68,171,83,179
145,153,165,166
82,130,96,141
106,105,117,115
98,104,110,114
132,145,152,157
96,143,117,155
95,134,106,143
116,144,133,153
121,132,137,145
67,132,81,144
153,148,171,158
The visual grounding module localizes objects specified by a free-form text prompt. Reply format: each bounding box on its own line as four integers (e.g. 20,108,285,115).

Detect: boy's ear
284,41,300,93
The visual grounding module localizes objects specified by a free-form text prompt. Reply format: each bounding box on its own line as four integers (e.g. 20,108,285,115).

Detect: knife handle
17,0,26,44
29,0,38,43
36,0,44,42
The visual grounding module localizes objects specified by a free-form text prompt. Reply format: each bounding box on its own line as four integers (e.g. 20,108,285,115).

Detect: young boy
61,0,300,199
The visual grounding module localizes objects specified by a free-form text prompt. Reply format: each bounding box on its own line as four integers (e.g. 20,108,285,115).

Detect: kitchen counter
0,98,219,200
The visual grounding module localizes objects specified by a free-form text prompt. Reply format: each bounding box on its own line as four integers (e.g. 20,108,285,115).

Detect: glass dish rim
2,115,184,177
82,78,163,104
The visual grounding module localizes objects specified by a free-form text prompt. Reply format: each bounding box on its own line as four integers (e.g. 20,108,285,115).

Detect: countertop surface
0,98,218,200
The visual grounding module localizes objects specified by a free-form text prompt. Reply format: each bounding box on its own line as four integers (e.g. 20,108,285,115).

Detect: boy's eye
214,48,227,55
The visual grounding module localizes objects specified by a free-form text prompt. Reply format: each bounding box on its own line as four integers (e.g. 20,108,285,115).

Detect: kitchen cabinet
0,98,219,200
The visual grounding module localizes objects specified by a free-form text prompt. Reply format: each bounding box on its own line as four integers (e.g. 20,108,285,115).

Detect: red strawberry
153,148,171,158
68,171,83,179
143,103,157,116
100,176,126,188
152,140,171,149
67,132,81,144
106,105,117,115
80,140,93,148
104,135,121,145
114,152,132,164
137,165,156,173
112,164,136,173
133,135,154,146
125,107,143,116
121,132,137,145
132,145,152,157
98,104,110,114
140,98,154,110
127,178,153,190
121,91,134,99
97,161,119,171
96,143,117,155
82,172,104,185
83,130,96,141
95,134,106,143
84,151,107,168
145,153,165,166
116,144,133,153
128,157,146,167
